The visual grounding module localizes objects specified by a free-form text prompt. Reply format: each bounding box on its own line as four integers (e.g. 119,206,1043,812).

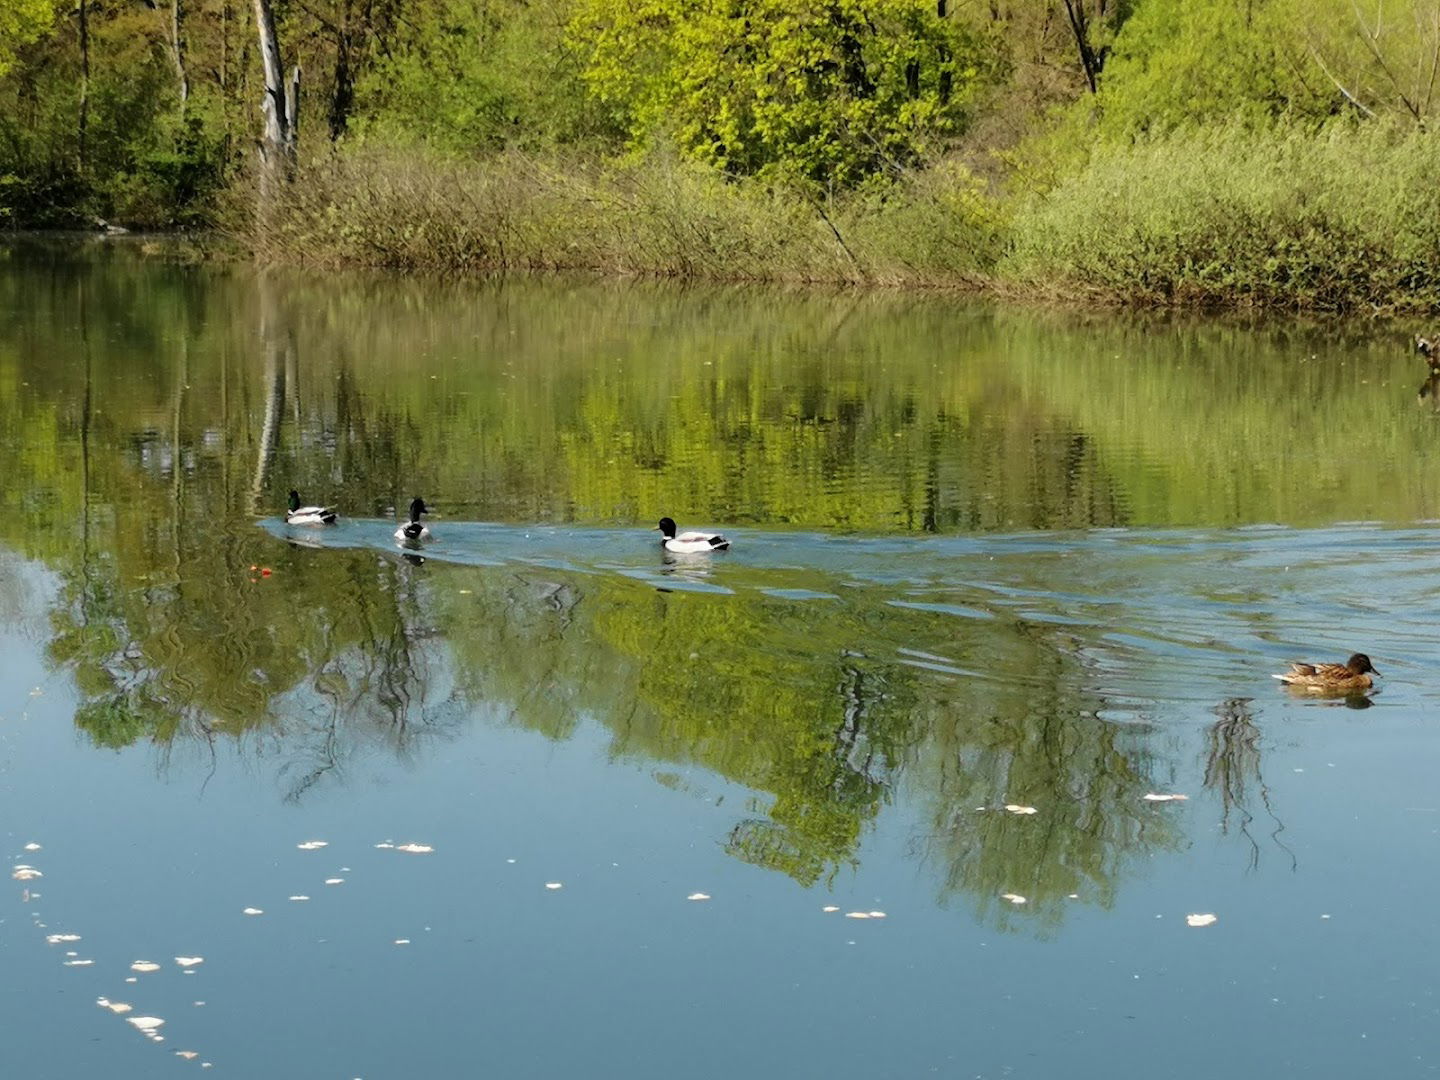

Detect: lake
3,237,1439,1078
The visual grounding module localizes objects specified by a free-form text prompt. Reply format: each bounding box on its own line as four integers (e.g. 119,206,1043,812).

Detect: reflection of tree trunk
173,335,188,571
250,280,287,515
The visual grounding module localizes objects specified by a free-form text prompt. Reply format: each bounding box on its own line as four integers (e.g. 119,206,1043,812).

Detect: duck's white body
395,497,432,542
657,517,729,553
286,490,337,526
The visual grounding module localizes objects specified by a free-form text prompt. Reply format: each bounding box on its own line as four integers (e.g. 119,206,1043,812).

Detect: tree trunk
77,0,89,170
252,0,299,206
329,0,355,140
1063,0,1102,94
168,0,190,112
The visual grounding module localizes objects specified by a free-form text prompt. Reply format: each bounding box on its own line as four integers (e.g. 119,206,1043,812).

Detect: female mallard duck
1418,335,1440,375
657,517,730,554
1272,652,1378,692
286,489,337,526
395,497,431,541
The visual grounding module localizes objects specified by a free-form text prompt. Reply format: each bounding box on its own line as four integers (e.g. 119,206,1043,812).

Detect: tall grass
237,147,1005,286
1002,122,1440,311
242,123,1440,312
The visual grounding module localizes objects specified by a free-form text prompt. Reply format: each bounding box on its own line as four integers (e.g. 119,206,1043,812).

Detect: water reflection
4,242,1439,925
1203,698,1293,871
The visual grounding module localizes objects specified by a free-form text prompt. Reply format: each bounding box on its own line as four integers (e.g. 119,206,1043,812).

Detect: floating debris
324,879,344,886
1000,893,1028,905
126,1016,165,1033
289,895,310,902
23,842,41,851
1143,793,1189,803
63,959,94,967
844,911,871,920
395,843,433,855
868,911,888,919
12,865,42,881
97,998,133,1015
1004,804,1038,815
506,858,516,864
131,961,161,973
373,842,395,850
822,906,839,913
45,933,81,944
394,939,411,946
296,841,329,851
242,907,264,916
124,977,137,984
175,956,204,968
176,1051,199,1061
687,893,711,902
545,882,563,891
1186,913,1218,928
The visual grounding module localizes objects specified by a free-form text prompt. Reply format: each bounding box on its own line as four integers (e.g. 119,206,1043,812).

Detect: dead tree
252,0,300,206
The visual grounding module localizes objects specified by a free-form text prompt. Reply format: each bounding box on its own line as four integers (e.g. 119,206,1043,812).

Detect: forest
3,0,1440,308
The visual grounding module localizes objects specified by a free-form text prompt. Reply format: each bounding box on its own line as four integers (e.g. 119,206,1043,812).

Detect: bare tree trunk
77,0,90,170
252,0,300,206
1062,0,1101,94
329,0,356,140
168,0,190,112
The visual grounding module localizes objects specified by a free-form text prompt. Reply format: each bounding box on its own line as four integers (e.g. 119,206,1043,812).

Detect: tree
252,0,299,201
570,0,1000,188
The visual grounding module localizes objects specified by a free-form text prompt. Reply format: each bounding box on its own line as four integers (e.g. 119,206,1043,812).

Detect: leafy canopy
0,0,56,77
570,0,999,188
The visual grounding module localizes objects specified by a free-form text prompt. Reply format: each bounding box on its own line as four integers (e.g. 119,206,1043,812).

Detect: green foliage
355,0,617,149
0,0,56,77
570,0,1000,187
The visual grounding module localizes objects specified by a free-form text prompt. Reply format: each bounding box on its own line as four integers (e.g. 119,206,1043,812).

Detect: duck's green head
1347,653,1378,675
288,489,300,512
656,517,678,539
409,497,429,521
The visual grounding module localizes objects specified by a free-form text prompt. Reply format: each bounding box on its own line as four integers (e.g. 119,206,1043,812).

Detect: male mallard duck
395,497,431,541
1272,652,1378,692
286,489,337,526
1417,335,1440,376
656,517,730,554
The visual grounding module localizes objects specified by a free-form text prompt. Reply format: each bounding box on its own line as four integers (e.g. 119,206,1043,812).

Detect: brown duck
1272,653,1379,692
1417,336,1440,375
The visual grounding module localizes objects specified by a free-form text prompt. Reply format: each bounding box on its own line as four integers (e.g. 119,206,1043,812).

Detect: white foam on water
296,841,329,850
1004,805,1038,815
1001,893,1027,905
175,956,204,967
242,907,264,916
126,1016,165,1032
131,961,161,973
687,893,711,901
545,882,563,890
1186,913,1218,927
395,843,433,854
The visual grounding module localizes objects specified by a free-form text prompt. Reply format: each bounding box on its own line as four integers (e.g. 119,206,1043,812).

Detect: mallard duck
1272,652,1378,692
395,497,431,541
1418,335,1440,375
286,489,337,526
656,517,730,554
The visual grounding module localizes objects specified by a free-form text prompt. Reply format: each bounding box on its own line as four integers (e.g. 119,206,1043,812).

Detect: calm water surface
3,240,1440,1078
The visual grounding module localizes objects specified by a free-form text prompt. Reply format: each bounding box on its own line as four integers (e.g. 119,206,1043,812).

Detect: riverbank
239,122,1440,315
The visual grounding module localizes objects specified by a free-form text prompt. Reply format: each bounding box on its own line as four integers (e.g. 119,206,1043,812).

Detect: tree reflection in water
1204,697,1295,872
